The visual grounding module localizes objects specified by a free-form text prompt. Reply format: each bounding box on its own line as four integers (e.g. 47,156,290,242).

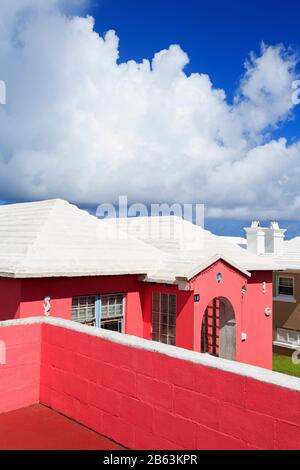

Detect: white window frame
72,295,97,325
72,293,126,333
274,275,296,303
274,327,300,349
100,293,126,334
151,292,177,346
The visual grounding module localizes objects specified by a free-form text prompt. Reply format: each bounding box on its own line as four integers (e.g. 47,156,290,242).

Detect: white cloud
0,0,299,218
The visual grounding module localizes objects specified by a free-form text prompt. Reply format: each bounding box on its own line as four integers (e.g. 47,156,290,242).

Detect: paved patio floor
0,405,124,450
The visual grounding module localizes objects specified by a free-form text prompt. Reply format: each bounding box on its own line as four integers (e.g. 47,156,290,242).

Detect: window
101,294,125,333
72,294,125,332
72,296,97,325
277,328,300,347
152,293,176,346
277,276,294,297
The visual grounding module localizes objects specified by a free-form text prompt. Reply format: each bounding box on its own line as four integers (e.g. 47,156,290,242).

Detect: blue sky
92,0,300,141
88,0,300,236
82,0,300,237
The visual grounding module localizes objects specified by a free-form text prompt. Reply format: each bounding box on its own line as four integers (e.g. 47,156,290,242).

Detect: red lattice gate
201,298,220,357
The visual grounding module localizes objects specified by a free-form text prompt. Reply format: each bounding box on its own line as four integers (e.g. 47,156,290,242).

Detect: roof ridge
14,200,73,274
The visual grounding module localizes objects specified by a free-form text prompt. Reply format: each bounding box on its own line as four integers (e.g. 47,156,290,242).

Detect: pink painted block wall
0,324,41,413
40,323,300,450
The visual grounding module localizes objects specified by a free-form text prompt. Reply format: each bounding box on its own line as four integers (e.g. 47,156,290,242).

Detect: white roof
104,216,276,282
221,233,300,272
272,237,300,271
0,200,276,282
0,199,163,278
220,236,248,249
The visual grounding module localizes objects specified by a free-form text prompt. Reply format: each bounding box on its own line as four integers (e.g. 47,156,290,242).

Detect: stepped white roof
104,217,276,282
0,200,276,282
272,237,300,270
220,236,247,249
0,199,163,278
222,234,300,272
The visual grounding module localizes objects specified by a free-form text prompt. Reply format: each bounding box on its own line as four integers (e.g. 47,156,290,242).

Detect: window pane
152,312,159,322
169,295,176,315
168,336,176,346
152,333,159,342
161,294,168,314
152,293,160,312
100,294,124,331
101,318,122,333
151,293,177,345
278,286,293,295
278,277,294,296
168,326,176,337
72,295,96,325
116,295,124,304
279,277,293,287
161,335,168,344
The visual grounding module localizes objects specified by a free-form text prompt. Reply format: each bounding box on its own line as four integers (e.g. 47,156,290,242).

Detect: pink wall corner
241,271,273,370
173,291,194,350
0,324,42,414
125,291,144,337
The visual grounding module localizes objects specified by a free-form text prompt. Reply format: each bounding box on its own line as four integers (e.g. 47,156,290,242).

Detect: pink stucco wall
0,321,299,450
143,261,273,369
0,278,22,321
39,322,300,450
0,260,273,370
190,261,273,369
0,324,41,413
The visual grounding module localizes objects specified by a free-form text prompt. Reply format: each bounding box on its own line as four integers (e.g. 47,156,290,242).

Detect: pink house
0,199,275,369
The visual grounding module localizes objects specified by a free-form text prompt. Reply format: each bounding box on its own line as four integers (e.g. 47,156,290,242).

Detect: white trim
1,316,300,392
273,341,299,350
276,274,295,300
186,254,251,280
275,327,300,349
273,295,297,304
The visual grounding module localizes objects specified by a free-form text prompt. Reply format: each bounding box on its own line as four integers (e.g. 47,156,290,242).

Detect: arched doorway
201,297,236,361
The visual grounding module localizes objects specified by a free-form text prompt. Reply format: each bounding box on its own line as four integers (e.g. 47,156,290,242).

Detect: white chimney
264,222,286,254
244,221,265,255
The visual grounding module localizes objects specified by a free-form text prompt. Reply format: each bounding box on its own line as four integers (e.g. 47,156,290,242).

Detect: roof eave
185,254,252,281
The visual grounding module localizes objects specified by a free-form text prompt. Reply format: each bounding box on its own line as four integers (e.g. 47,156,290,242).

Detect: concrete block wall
38,320,300,450
0,323,41,413
0,318,300,449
